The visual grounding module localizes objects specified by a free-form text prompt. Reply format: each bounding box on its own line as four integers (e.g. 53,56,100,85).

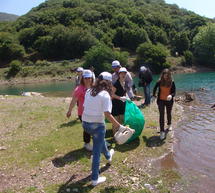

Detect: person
111,67,128,134
153,69,176,140
111,60,134,100
66,69,94,151
75,67,84,87
138,66,153,108
82,71,126,186
89,66,96,83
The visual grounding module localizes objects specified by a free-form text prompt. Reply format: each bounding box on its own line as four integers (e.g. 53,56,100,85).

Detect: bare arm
66,96,78,118
104,111,120,128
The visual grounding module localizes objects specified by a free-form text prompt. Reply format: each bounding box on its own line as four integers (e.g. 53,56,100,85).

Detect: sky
165,0,214,19
0,0,214,18
0,0,46,16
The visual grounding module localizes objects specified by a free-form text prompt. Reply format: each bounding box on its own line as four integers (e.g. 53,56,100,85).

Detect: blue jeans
143,83,151,105
82,121,110,181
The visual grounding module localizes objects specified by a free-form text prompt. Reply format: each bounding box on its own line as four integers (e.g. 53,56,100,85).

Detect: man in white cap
111,60,134,99
75,67,84,86
138,65,153,107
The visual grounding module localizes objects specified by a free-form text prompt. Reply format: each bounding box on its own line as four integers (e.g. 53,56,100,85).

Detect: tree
193,23,215,67
136,42,168,73
83,44,128,75
113,26,149,51
172,32,190,55
0,32,25,65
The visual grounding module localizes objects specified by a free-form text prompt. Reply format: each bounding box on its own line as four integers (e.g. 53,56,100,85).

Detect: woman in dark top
112,67,128,134
153,68,176,140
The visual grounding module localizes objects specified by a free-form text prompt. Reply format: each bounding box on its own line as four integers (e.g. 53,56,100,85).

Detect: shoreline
0,65,214,86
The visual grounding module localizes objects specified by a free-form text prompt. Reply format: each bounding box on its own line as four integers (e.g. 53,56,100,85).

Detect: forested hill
1,0,215,74
0,12,19,21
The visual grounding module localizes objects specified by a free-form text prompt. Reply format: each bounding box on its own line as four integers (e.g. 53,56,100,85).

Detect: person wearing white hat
82,71,126,186
75,67,84,86
138,65,153,108
111,60,134,99
111,67,129,134
67,69,94,151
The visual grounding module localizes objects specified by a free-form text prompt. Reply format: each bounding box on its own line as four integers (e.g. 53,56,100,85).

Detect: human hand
66,111,71,118
167,95,172,101
119,96,127,102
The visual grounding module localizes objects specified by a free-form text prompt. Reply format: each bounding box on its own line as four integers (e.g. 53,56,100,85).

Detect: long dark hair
90,78,112,97
159,68,173,87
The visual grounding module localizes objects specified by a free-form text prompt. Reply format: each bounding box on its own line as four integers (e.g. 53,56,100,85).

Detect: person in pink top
66,70,94,151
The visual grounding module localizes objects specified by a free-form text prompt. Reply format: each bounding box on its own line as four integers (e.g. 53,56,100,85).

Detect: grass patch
0,96,183,192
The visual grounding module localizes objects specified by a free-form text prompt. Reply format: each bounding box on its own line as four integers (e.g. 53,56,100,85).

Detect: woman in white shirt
82,72,123,186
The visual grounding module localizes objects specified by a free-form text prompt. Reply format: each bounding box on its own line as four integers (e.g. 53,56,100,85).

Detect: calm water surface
1,72,215,191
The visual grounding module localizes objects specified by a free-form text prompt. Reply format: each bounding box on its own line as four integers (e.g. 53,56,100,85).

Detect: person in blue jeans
138,66,153,108
82,72,125,186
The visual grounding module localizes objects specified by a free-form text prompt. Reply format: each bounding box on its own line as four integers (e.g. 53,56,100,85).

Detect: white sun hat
99,72,112,82
82,70,93,78
76,67,84,72
119,67,127,73
112,60,121,68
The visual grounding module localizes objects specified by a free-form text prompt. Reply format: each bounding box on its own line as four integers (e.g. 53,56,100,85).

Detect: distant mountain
0,12,19,21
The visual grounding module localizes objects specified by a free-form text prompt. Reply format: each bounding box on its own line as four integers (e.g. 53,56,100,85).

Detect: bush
83,44,128,75
136,42,168,73
35,60,51,66
6,60,22,78
183,50,193,66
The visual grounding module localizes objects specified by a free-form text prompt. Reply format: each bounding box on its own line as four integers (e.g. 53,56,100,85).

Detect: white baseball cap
112,60,121,68
82,70,93,78
99,72,112,82
119,67,127,73
76,67,84,72
140,66,147,72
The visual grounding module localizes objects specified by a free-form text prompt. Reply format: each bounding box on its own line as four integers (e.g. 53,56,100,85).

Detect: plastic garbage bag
124,100,145,142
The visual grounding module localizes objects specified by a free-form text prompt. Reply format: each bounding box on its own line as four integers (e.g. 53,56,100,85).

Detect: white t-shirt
82,89,112,123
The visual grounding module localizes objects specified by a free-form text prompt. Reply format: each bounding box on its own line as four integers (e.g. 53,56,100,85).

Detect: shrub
83,44,128,75
6,60,22,78
183,50,193,66
136,42,168,73
35,60,51,66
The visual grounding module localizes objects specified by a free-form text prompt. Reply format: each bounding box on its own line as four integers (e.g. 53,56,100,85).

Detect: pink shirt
73,85,87,116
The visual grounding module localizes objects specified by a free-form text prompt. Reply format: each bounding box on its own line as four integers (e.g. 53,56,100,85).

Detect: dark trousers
157,100,173,132
79,115,91,143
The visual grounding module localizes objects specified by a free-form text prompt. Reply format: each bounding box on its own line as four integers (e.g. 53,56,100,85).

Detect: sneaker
84,143,93,151
108,149,115,163
92,176,106,186
167,124,173,131
160,131,166,140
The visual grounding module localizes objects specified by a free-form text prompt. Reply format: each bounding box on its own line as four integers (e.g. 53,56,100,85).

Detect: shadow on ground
57,164,127,193
52,148,91,167
60,119,79,128
142,130,170,147
115,137,140,152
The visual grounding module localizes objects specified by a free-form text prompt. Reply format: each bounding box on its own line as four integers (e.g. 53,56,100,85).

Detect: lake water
1,72,215,191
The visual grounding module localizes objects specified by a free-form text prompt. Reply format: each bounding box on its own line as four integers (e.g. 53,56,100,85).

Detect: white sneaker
108,149,115,163
84,143,93,151
168,124,173,131
92,176,106,186
160,132,166,140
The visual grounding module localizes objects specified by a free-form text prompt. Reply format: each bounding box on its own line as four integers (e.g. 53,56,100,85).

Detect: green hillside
0,0,214,78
